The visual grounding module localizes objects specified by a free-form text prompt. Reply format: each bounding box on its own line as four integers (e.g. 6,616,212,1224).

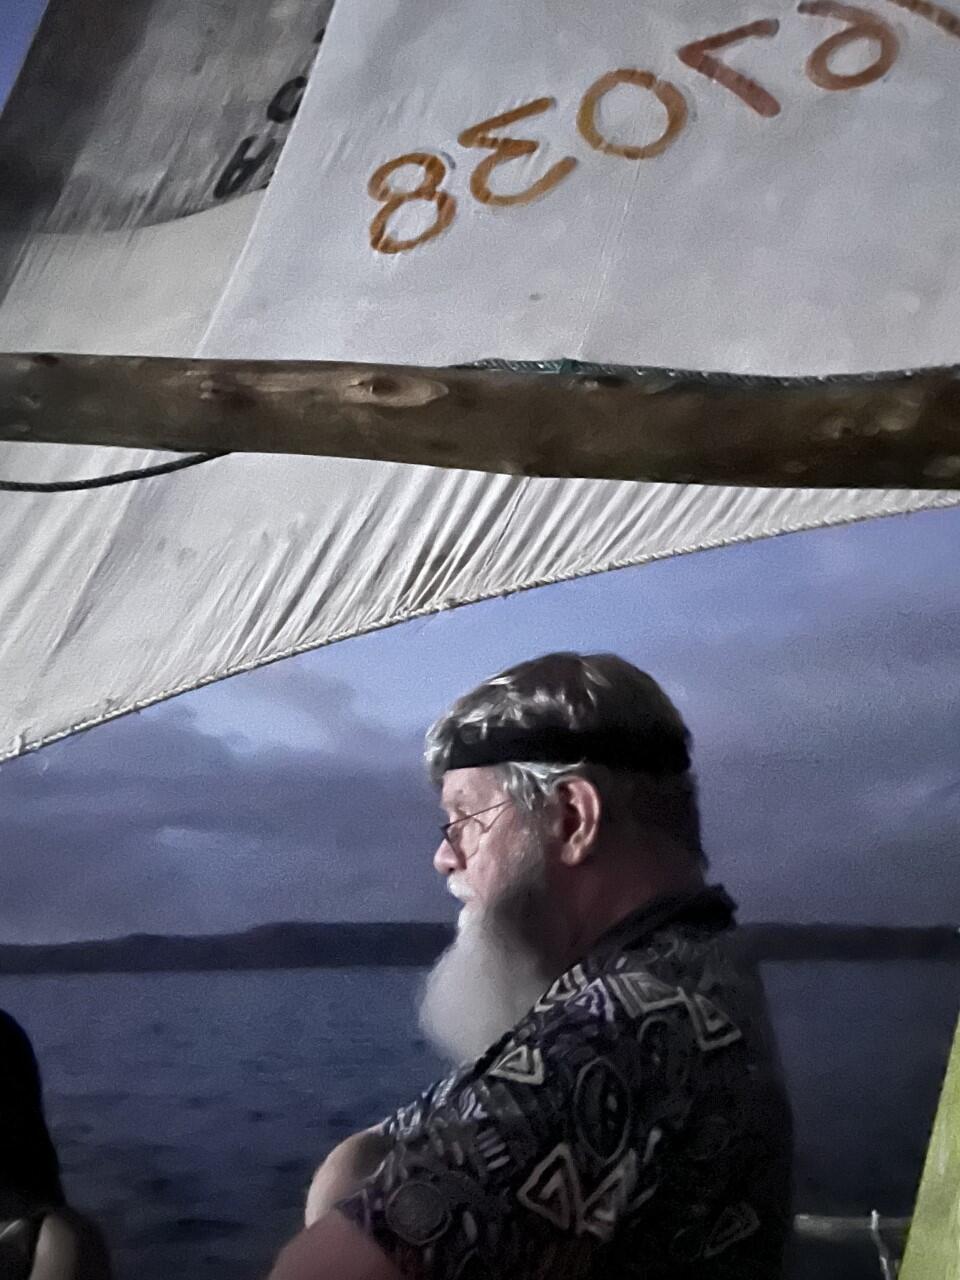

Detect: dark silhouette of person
0,1009,112,1279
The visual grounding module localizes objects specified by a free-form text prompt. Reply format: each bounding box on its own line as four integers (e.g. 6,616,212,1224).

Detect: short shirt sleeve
335,984,657,1280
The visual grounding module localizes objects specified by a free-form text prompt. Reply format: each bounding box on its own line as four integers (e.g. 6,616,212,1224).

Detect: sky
0,0,46,108
0,504,958,943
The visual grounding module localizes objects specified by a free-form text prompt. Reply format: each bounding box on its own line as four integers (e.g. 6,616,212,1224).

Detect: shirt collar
588,882,738,965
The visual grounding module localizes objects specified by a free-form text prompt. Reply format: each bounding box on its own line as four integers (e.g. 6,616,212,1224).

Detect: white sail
0,0,958,762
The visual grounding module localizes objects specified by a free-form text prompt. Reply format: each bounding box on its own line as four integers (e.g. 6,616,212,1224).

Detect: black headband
446,724,690,775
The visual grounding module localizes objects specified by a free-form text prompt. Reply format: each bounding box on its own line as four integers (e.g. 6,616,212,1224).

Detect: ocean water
0,961,955,1280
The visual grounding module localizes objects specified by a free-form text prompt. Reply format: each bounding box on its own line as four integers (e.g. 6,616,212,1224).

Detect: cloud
0,683,446,943
647,528,960,924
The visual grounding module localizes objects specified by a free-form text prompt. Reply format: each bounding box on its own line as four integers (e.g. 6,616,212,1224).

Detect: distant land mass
0,921,955,975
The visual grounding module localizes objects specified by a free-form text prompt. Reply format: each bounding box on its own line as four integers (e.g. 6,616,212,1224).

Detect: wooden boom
2,353,960,489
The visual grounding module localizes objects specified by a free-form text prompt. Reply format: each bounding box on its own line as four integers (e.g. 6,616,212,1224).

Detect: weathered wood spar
3,353,960,489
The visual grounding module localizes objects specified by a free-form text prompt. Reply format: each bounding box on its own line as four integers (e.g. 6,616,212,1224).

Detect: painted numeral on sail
799,1,899,89
676,20,782,117
368,152,457,254
577,69,689,159
459,98,578,206
267,76,308,124
883,0,960,39
214,136,277,199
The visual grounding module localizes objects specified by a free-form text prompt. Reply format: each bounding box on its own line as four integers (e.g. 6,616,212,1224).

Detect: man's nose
434,838,459,876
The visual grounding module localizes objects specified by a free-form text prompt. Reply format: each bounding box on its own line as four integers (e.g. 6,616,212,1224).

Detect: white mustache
447,876,472,904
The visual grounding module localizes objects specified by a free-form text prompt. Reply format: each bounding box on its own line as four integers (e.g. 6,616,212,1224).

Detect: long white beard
418,845,553,1065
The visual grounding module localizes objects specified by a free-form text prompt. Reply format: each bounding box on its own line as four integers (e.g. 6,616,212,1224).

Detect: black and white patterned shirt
336,885,794,1279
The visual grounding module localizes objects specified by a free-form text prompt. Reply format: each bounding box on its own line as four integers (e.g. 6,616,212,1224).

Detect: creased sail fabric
5,442,953,763
1,0,959,761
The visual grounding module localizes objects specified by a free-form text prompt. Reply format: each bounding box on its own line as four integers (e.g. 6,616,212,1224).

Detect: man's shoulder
522,956,682,1037
528,924,746,1028
395,924,770,1140
512,921,773,1070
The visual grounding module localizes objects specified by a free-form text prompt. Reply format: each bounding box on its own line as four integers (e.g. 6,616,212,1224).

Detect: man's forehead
441,767,500,809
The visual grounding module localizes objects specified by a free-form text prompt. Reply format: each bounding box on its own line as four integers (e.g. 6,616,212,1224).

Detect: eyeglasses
439,801,510,859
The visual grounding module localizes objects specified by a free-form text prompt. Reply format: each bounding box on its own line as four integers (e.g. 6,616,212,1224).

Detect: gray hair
425,652,706,866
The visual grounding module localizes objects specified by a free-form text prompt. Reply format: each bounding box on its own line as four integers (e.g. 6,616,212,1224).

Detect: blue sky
1,504,957,942
0,0,46,107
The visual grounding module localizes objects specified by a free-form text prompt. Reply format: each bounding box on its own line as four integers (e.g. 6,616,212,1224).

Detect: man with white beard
418,818,555,1065
270,652,794,1280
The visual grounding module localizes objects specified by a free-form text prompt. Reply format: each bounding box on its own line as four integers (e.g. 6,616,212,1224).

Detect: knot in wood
340,372,448,409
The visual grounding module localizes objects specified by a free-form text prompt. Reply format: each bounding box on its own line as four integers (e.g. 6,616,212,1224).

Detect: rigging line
0,451,230,493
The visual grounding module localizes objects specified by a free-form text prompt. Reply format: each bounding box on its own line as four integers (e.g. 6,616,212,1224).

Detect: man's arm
30,1208,113,1280
305,1128,394,1226
267,1211,403,1280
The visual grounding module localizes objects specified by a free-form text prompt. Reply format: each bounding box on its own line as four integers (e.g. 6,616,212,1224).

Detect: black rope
0,451,229,493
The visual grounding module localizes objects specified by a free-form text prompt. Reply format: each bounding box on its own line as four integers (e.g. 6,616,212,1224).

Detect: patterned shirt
336,885,794,1279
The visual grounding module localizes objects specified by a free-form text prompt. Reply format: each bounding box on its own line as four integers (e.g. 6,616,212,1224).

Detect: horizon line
1,918,956,950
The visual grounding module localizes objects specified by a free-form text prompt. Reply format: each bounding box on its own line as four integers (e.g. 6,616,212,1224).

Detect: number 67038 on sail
366,0,958,255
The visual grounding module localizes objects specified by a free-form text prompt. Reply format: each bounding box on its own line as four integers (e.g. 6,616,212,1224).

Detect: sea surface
0,961,956,1280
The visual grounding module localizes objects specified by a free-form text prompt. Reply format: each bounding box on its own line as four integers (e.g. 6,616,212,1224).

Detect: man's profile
271,652,794,1279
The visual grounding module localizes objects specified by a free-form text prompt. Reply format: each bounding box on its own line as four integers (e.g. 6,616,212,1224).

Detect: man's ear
556,776,602,866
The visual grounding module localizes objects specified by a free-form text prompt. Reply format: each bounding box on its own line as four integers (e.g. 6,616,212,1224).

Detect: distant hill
739,922,956,963
0,920,954,975
0,922,452,975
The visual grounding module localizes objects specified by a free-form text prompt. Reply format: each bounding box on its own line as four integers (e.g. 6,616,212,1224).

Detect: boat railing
794,1212,910,1278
